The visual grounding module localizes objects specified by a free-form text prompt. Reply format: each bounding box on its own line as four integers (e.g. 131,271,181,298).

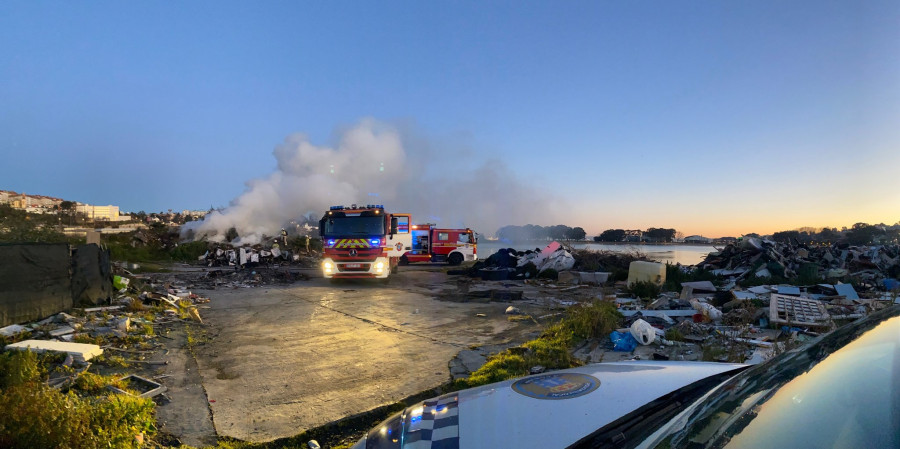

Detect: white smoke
184,118,562,244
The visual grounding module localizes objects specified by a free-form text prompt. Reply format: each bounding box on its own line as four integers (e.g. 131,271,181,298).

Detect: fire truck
318,204,412,281
399,224,477,266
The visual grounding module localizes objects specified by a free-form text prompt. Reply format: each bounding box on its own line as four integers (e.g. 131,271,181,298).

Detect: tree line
496,224,587,241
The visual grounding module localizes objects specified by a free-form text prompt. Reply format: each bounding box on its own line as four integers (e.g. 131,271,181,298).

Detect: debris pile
199,243,320,269
0,270,212,400
465,241,624,281
447,239,898,367
700,238,900,287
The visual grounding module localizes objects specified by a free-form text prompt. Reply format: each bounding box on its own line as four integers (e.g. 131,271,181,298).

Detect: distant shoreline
482,240,718,247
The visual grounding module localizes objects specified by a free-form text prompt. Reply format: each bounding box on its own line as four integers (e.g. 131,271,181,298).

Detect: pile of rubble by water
447,240,900,376
699,238,900,288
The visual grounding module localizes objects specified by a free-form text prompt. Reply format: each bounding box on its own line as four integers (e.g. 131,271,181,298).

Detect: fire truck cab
400,224,477,266
319,205,412,280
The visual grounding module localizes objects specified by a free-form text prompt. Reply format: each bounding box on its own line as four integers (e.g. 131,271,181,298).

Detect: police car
351,304,900,448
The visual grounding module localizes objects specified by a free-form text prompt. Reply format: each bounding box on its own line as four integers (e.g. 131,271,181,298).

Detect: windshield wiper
567,367,748,449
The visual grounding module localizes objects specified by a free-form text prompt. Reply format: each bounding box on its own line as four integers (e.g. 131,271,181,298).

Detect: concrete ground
158,267,547,444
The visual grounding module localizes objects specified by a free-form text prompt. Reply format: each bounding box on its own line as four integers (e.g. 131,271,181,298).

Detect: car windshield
639,305,900,449
323,216,385,236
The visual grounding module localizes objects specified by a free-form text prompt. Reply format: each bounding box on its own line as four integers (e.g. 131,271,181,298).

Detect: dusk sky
2,1,898,237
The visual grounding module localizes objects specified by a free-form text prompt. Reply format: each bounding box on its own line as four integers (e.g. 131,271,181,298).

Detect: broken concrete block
0,324,28,337
55,313,76,323
115,317,131,332
49,326,75,337
5,340,103,362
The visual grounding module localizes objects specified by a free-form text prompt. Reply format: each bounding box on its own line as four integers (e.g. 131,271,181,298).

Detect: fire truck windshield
322,216,386,236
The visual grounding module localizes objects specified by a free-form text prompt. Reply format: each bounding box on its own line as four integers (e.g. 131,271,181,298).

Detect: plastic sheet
610,331,638,352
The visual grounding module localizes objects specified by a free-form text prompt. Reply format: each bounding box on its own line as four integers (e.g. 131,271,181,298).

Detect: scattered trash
690,299,723,322
629,319,657,345
108,374,167,398
610,331,638,352
769,293,830,328
627,261,666,286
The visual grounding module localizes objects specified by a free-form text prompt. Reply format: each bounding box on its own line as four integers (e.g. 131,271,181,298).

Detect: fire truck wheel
448,252,463,266
399,255,409,266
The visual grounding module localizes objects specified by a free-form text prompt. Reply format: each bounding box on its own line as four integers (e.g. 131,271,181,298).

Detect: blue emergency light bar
330,204,383,210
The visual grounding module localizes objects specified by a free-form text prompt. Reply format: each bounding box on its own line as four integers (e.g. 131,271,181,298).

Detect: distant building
182,210,209,218
2,191,63,210
10,193,28,209
624,230,643,242
684,235,712,244
75,203,124,221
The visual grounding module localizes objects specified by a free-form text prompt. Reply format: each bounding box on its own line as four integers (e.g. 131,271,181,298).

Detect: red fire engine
399,224,478,266
319,204,412,280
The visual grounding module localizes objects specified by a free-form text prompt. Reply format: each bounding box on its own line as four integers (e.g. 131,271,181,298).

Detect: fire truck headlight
324,261,333,273
375,261,384,273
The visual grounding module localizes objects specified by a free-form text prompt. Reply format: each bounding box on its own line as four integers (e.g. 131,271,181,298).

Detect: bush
565,301,623,340
0,350,43,388
0,350,156,449
628,280,661,300
453,303,623,391
458,353,528,388
170,240,209,262
664,328,684,342
663,263,719,292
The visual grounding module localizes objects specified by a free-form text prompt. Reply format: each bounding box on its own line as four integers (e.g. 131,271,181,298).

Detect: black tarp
71,244,113,307
0,243,72,327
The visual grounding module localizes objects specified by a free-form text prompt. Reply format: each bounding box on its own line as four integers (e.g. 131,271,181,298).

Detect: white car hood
356,361,745,449
456,361,743,448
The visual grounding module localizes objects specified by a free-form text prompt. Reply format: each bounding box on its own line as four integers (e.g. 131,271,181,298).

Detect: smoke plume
184,118,562,244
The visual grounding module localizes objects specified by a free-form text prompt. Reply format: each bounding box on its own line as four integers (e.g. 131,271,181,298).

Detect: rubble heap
700,238,900,287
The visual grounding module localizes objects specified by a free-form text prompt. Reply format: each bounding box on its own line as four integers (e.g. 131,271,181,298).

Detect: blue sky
1,1,898,236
